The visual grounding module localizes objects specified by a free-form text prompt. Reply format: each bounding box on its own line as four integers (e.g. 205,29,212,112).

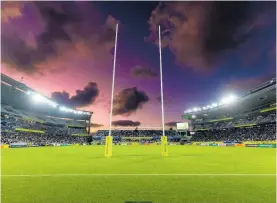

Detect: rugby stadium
1,74,276,203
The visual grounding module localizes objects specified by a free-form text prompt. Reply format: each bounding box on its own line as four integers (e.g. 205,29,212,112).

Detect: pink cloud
1,2,24,23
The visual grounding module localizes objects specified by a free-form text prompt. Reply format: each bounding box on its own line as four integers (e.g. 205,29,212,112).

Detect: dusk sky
1,1,276,130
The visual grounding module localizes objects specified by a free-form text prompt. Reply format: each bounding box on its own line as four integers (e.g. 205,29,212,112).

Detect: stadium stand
93,78,276,144
1,74,92,146
190,124,276,142
1,73,276,146
184,78,276,142
95,129,178,142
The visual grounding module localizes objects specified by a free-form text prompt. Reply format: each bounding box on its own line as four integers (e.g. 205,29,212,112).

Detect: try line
1,174,276,177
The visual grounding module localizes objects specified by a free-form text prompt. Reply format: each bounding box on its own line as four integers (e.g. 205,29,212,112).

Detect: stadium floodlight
59,107,88,115
59,106,68,112
48,101,58,108
193,107,198,112
31,94,45,103
67,109,73,113
220,94,237,105
30,92,58,108
30,91,88,112
211,103,218,108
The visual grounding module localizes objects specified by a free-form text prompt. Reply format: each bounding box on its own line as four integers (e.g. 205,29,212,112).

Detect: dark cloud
51,91,70,105
112,120,141,127
51,82,99,108
113,87,149,116
90,123,104,128
34,3,74,58
131,65,158,79
146,2,276,72
1,35,39,73
165,122,177,127
1,2,119,74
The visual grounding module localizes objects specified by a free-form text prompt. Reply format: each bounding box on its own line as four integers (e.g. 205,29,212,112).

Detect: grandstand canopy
183,78,276,120
1,74,93,121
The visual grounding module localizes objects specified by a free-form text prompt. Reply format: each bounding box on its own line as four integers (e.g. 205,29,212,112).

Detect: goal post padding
104,135,112,157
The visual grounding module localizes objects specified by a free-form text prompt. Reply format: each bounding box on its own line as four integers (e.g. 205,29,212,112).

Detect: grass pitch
1,145,276,203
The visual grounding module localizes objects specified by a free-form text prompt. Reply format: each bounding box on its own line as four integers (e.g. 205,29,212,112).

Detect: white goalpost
158,25,168,156
104,23,119,157
105,24,168,157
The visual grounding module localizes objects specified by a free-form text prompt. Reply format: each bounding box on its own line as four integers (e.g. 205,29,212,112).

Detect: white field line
1,173,276,177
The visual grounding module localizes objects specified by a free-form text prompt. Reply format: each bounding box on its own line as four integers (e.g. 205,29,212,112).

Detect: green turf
1,145,276,203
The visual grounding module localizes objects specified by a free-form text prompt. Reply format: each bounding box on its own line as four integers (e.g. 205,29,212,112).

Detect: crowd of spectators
95,122,275,143
1,132,87,145
96,130,176,137
193,113,275,130
190,123,276,142
15,120,49,131
1,111,275,145
1,114,88,145
67,127,87,135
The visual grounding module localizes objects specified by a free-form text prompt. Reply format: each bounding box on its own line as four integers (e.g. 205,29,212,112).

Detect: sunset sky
1,1,276,130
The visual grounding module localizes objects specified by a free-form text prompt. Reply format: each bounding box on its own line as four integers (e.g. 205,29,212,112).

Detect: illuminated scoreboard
176,122,192,141
176,122,189,130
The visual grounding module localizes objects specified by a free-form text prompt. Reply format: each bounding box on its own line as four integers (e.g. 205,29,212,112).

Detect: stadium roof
183,78,276,119
1,74,92,121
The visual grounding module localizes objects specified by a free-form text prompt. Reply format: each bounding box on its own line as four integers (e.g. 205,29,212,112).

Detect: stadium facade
182,78,276,142
183,78,275,126
1,73,93,134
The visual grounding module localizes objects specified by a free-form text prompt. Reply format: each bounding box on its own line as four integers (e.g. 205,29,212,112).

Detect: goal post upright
105,23,119,157
159,25,168,156
104,24,168,156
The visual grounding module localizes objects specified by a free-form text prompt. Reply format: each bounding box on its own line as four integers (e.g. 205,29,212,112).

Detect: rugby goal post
105,23,119,157
105,25,167,157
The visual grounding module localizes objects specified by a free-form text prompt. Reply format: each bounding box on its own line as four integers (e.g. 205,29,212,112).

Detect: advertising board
258,144,276,148
245,144,259,147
